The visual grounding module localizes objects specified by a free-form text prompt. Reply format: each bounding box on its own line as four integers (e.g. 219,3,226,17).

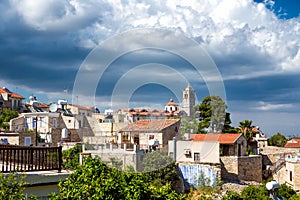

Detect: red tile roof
284,139,300,148
165,99,178,106
0,87,24,99
120,119,180,132
190,133,242,144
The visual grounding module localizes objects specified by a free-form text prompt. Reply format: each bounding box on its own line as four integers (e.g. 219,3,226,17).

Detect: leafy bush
0,172,37,200
221,190,241,200
268,132,287,147
49,157,186,200
62,144,82,170
0,110,19,130
240,184,268,200
278,183,296,199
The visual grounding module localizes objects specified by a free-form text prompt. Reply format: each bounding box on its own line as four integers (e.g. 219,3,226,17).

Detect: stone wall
220,155,262,183
90,151,144,171
19,133,36,146
294,163,300,191
162,120,180,146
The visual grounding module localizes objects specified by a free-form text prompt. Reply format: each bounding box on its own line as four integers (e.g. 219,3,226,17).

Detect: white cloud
8,0,300,74
10,0,110,31
255,101,293,111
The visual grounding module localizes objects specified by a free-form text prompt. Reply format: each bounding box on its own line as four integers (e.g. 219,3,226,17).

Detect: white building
181,85,195,117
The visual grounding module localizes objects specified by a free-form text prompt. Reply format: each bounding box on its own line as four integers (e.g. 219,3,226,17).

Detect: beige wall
0,135,19,145
0,133,36,146
283,161,300,191
169,140,220,164
162,120,180,146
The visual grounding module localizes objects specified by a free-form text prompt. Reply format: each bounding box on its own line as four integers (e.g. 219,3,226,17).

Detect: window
290,171,293,182
53,118,57,128
1,138,8,144
149,135,154,140
32,117,37,129
25,118,30,129
40,117,45,128
24,137,31,146
194,153,200,161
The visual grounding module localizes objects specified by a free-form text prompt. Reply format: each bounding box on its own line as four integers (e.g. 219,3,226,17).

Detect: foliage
221,190,242,200
142,150,173,172
268,132,288,147
147,162,181,189
49,157,186,200
109,157,123,170
222,113,238,133
180,118,199,135
277,183,296,199
238,119,255,140
194,95,227,133
221,183,300,200
187,172,222,200
0,172,37,200
240,184,269,200
290,194,300,200
62,144,82,170
0,109,19,130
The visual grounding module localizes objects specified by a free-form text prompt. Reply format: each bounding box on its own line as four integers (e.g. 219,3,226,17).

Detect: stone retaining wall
220,155,262,183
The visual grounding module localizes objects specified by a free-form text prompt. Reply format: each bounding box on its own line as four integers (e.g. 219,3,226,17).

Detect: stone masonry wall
221,155,262,183
162,120,180,146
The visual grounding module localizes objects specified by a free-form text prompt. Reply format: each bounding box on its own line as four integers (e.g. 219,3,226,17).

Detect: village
1,85,300,199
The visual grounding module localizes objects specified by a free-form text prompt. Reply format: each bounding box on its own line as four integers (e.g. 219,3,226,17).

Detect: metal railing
0,144,62,173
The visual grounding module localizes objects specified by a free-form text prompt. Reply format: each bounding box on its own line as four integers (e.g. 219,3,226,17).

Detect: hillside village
1,85,300,197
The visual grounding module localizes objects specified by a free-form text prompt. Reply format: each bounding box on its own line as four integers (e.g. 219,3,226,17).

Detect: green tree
222,113,238,133
194,96,227,133
0,172,37,200
221,190,242,200
277,183,296,199
268,132,288,147
142,150,173,172
238,119,254,139
62,144,82,170
240,184,268,200
49,157,186,200
0,110,19,130
180,118,199,135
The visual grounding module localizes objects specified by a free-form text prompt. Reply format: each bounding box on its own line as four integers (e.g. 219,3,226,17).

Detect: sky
0,0,299,137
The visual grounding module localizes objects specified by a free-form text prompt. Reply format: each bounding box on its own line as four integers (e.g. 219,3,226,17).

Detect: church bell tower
181,85,195,117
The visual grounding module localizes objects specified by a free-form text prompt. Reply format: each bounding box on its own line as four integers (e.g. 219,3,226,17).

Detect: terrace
0,144,62,173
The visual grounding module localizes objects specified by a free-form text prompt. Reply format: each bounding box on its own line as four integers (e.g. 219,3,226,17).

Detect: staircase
269,157,286,175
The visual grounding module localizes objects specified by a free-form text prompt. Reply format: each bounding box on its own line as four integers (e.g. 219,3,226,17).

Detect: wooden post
58,146,62,173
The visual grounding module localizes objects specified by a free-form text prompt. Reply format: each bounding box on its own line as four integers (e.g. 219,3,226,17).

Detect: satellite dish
49,104,58,112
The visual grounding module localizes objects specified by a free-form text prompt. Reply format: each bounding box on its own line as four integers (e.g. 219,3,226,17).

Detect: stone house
284,138,300,148
0,132,36,146
190,134,248,156
284,155,300,191
262,147,300,192
168,138,220,188
0,87,24,113
169,134,263,186
9,112,69,145
82,112,127,144
118,119,180,150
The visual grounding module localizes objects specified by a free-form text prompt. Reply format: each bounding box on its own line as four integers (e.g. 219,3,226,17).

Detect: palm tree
238,120,254,140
